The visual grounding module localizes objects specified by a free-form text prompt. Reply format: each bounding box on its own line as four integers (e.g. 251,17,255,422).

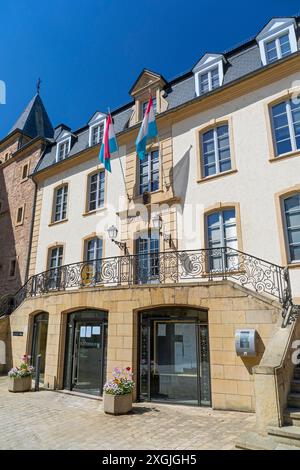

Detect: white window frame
257,19,297,66
53,184,68,222
271,98,300,156
89,120,105,147
56,137,71,162
195,65,221,96
138,149,160,195
282,194,300,264
193,56,224,97
88,170,105,212
201,124,231,177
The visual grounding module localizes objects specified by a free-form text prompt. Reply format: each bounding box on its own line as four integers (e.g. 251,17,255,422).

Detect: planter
8,375,32,393
103,393,132,415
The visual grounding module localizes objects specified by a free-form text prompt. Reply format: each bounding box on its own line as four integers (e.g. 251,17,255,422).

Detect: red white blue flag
99,114,118,172
136,95,158,160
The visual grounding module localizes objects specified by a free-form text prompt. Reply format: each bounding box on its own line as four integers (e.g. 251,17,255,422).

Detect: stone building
1,16,300,443
0,93,53,371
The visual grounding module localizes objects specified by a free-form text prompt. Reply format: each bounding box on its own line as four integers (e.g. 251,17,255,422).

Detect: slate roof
34,16,300,174
10,94,54,139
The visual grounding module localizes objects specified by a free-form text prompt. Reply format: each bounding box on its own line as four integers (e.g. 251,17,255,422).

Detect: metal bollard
35,354,41,391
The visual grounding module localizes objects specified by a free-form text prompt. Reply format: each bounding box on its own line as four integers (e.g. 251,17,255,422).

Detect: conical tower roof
10,93,54,138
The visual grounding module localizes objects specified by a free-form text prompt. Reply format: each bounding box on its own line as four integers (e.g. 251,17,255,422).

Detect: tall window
57,140,70,162
54,185,68,222
139,150,159,194
283,194,300,263
49,246,63,269
201,124,231,177
271,98,300,156
88,171,105,211
207,209,238,271
48,246,63,289
198,67,219,95
136,231,159,284
265,33,291,64
85,237,103,283
142,97,157,117
91,123,104,146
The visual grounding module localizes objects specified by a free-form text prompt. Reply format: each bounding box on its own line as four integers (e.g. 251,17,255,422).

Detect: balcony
0,247,296,325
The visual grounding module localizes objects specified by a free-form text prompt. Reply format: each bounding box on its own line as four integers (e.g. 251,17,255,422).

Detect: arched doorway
139,307,211,406
63,309,108,396
31,312,49,383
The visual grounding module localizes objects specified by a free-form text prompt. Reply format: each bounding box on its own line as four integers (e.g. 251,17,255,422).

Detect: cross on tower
36,78,41,95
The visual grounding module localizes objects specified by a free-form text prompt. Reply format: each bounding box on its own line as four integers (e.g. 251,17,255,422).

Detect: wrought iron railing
0,247,297,325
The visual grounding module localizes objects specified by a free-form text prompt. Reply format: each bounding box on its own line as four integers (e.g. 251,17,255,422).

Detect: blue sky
0,0,299,137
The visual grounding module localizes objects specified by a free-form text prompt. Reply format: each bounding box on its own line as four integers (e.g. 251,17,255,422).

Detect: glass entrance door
31,312,49,383
63,310,108,396
139,308,211,406
72,321,106,395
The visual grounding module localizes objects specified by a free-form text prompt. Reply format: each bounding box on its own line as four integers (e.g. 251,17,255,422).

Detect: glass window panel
290,245,300,261
276,139,292,155
288,228,300,244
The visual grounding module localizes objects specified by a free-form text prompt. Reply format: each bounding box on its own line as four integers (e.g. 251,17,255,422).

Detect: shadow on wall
171,145,191,210
0,166,22,299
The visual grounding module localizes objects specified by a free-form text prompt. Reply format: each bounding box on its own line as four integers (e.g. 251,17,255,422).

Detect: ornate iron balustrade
0,247,298,325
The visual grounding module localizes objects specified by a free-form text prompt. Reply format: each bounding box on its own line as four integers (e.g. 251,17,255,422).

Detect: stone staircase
237,366,300,450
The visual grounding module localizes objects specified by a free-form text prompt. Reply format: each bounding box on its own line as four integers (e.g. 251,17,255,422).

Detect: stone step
291,380,300,393
284,408,300,426
236,432,278,450
268,425,300,447
288,393,300,408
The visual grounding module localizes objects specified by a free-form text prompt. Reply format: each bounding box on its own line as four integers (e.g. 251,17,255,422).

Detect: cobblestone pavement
0,377,255,450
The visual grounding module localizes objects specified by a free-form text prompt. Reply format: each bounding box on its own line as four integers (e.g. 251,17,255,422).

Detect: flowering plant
103,367,134,395
8,355,34,379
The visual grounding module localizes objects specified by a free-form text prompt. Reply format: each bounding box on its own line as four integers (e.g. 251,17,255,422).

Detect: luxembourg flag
99,114,118,172
136,95,158,160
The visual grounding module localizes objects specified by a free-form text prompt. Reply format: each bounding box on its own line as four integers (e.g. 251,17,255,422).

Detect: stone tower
0,93,54,303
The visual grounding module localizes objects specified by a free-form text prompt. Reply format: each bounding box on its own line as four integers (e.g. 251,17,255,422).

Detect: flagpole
108,108,131,202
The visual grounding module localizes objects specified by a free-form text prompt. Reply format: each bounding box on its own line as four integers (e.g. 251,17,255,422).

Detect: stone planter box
103,393,132,415
8,375,32,393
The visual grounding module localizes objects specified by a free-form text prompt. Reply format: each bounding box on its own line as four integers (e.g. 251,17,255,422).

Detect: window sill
269,150,300,162
287,262,300,269
82,207,107,217
21,177,29,183
15,222,24,227
197,169,237,184
48,218,68,227
133,189,163,202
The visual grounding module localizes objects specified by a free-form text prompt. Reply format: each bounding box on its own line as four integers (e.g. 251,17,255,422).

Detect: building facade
1,17,300,425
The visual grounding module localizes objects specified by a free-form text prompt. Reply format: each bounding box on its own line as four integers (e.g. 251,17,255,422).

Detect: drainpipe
24,143,46,282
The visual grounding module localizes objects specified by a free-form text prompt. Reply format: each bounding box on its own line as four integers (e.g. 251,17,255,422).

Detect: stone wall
0,143,42,299
7,281,280,412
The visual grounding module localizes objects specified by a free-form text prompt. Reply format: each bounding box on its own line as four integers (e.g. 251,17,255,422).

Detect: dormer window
56,138,70,162
142,97,157,118
90,122,104,146
257,18,297,66
198,67,219,95
88,112,106,147
192,54,225,97
265,33,291,64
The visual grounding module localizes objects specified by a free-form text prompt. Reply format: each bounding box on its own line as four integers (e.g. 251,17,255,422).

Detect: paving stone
0,376,255,450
